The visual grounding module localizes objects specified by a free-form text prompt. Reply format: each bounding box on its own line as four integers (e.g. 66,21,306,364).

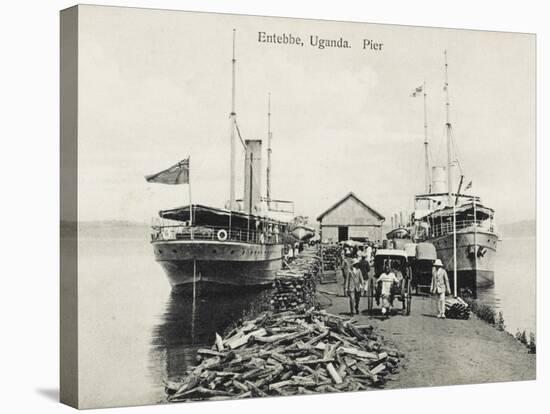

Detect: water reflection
149,287,273,386
476,286,501,308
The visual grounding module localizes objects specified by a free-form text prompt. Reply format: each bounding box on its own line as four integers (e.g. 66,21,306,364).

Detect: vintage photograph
60,4,536,409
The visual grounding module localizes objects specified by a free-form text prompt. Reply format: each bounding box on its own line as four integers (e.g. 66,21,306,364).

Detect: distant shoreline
65,219,536,240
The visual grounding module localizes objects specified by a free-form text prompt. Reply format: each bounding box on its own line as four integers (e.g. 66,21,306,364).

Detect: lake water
77,225,536,408
477,235,536,336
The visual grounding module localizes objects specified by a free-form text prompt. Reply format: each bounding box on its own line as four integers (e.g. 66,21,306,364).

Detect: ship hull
427,228,498,290
152,240,284,294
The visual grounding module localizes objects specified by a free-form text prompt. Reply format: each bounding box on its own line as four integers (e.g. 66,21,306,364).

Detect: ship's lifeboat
291,225,315,241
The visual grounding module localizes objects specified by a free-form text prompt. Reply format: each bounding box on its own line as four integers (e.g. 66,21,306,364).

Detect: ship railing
150,224,282,245
430,219,494,238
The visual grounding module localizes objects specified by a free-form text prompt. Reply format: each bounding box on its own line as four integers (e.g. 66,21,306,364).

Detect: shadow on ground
36,388,59,402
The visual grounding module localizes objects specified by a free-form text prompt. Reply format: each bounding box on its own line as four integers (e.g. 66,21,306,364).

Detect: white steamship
149,31,293,295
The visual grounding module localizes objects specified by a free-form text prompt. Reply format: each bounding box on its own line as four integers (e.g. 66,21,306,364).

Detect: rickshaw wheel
367,279,373,315
405,281,412,316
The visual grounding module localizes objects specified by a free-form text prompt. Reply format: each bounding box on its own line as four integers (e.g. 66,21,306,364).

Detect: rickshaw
410,242,437,294
365,249,412,316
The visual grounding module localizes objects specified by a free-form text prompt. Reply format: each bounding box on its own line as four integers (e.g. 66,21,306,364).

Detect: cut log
215,333,225,351
370,363,387,376
225,328,267,350
326,363,343,384
164,308,400,402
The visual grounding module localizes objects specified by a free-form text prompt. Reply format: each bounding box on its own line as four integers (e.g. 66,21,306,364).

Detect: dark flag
410,85,423,97
145,158,189,185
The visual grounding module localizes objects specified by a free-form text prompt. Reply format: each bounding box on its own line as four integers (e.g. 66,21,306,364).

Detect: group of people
341,256,403,316
342,243,375,264
340,244,452,319
255,219,280,244
340,245,400,317
342,252,370,315
284,241,304,262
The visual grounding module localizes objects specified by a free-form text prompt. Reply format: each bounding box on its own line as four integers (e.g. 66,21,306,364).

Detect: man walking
341,251,352,296
358,253,370,296
431,259,451,319
365,243,373,264
346,258,365,315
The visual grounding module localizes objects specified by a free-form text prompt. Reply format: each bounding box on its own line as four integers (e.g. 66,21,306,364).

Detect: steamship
149,31,293,295
388,52,498,291
410,174,498,289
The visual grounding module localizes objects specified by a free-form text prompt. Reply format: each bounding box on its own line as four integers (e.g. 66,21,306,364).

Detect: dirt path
318,279,536,389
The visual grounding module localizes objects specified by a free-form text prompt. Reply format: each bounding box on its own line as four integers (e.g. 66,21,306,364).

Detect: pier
319,271,535,388
162,246,535,402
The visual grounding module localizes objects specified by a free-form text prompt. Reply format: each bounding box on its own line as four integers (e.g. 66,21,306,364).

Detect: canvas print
60,5,536,409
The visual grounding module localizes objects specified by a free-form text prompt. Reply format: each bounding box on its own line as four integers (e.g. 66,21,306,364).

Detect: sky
77,5,536,226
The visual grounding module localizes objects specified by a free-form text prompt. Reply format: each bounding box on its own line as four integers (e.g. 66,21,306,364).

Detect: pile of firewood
271,256,320,312
165,309,401,402
445,297,471,320
320,245,341,271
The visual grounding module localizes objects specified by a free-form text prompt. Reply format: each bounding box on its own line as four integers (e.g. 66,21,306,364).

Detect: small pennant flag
145,158,189,185
410,85,423,97
465,180,472,190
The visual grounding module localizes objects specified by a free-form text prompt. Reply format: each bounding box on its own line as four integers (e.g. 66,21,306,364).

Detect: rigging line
234,119,247,149
449,127,464,175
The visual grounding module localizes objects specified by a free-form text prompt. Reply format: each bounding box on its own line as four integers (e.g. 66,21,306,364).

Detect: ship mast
422,80,431,193
444,51,453,206
444,50,458,297
229,29,237,211
266,93,272,209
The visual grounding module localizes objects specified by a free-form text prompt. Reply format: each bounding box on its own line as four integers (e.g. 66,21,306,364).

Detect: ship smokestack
244,140,262,214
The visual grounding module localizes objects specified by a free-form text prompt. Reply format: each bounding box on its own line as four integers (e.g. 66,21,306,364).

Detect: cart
365,249,412,316
411,242,437,294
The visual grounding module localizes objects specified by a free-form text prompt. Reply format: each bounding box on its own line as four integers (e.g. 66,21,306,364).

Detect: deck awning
386,228,410,239
158,204,285,229
428,202,494,221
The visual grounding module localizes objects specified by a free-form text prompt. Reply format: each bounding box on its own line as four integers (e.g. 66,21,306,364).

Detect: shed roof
316,192,385,222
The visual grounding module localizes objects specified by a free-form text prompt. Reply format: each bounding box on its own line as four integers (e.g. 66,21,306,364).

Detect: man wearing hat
340,250,352,296
431,259,451,318
346,258,366,315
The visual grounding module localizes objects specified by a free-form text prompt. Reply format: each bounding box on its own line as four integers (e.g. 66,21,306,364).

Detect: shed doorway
338,226,348,242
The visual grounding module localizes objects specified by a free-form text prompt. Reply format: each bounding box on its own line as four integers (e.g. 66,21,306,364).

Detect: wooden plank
225,328,267,350
215,333,225,351
326,363,343,384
